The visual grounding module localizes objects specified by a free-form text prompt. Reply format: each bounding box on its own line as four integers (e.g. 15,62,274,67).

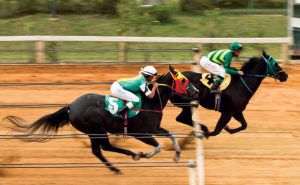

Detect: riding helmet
140,66,157,76
230,42,243,51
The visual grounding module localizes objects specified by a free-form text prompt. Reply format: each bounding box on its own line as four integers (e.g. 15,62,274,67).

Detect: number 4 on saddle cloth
200,73,231,91
104,94,142,118
200,73,231,111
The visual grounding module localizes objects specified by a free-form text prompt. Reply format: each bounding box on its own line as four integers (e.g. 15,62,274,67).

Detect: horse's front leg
224,112,247,134
133,135,161,159
206,113,232,137
176,107,194,127
157,127,181,161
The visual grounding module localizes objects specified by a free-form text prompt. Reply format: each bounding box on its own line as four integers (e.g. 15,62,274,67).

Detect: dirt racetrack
0,63,299,185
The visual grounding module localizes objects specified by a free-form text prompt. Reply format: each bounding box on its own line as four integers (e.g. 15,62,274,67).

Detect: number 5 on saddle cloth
104,94,142,118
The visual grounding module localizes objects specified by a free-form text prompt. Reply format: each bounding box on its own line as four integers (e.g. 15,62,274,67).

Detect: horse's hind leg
157,127,180,161
90,137,121,174
89,134,139,174
224,112,247,134
93,134,140,160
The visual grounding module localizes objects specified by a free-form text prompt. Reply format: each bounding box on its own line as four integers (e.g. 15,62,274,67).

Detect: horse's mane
182,71,202,82
240,57,260,72
156,73,166,82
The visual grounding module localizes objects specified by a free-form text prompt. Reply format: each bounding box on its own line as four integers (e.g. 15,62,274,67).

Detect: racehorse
169,51,288,138
4,65,199,174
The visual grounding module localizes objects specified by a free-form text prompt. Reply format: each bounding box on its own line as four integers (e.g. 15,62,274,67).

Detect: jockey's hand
238,71,244,76
152,82,159,89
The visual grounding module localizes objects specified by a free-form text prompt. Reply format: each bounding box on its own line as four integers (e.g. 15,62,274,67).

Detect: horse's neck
156,89,171,109
242,60,266,93
155,73,173,109
141,74,172,110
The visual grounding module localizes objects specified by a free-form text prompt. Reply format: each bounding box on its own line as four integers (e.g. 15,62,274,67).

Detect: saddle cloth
200,73,231,91
104,94,142,118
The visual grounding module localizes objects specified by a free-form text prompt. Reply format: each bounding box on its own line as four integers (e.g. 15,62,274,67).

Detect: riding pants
110,82,139,109
200,56,226,78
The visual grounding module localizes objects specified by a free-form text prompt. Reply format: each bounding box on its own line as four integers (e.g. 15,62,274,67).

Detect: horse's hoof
173,152,181,162
137,152,147,158
133,153,141,161
114,170,122,175
112,168,122,175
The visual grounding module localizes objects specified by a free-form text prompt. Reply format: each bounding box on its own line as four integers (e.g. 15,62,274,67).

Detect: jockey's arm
223,57,239,75
146,82,158,99
139,82,158,99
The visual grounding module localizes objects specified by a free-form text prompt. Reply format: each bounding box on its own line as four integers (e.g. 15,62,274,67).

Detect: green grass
0,14,288,63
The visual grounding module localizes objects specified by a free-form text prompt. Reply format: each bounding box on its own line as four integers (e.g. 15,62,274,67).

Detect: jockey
199,42,244,93
110,65,159,117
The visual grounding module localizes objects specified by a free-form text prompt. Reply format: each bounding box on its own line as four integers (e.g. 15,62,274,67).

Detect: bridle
158,71,191,95
243,55,285,79
240,55,285,95
133,71,194,113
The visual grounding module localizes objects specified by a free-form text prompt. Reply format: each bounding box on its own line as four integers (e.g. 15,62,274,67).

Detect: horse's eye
273,63,281,71
182,78,186,83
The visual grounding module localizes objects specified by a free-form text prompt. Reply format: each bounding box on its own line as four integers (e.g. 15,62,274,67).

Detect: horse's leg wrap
170,132,181,161
145,144,161,158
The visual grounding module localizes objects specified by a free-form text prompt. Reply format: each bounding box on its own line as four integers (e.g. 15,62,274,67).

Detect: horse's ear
169,65,177,75
262,50,267,56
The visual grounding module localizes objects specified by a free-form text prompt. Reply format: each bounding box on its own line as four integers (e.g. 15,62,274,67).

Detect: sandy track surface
0,64,299,185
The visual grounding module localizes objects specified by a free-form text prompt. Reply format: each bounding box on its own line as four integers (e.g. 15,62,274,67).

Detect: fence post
35,41,45,63
188,160,197,185
119,41,127,63
191,101,205,185
281,43,289,64
192,45,202,72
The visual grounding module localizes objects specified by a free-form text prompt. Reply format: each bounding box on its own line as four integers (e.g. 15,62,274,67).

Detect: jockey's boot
115,102,134,119
210,76,224,94
117,105,129,115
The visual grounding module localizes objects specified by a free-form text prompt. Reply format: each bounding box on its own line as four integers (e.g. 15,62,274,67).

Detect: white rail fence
0,36,292,64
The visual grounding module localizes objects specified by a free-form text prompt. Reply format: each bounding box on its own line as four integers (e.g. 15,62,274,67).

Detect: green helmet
230,42,243,51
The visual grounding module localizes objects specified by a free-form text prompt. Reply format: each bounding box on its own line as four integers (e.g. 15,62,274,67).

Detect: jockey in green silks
110,65,158,118
199,42,244,93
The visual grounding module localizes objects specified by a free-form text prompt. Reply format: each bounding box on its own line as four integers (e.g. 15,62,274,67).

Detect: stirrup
114,113,125,119
210,88,220,94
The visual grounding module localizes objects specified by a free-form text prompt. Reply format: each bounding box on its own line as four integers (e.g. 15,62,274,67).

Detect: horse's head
168,65,199,98
156,65,199,98
261,50,288,82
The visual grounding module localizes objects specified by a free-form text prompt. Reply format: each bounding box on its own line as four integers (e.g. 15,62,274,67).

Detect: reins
158,83,187,94
131,71,190,114
240,55,281,94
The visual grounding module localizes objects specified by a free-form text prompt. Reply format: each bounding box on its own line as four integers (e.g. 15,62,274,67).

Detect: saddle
200,73,232,111
200,73,231,92
104,95,142,118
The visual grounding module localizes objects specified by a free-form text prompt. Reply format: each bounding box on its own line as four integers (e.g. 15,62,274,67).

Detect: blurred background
0,0,297,64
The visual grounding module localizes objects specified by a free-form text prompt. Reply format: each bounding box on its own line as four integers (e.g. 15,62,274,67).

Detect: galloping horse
4,65,199,174
170,51,288,138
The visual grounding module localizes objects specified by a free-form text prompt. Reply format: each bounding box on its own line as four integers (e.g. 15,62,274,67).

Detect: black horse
4,65,199,174
170,51,288,138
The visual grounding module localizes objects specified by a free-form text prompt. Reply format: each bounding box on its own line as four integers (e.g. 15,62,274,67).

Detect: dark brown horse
4,65,199,174
170,51,288,138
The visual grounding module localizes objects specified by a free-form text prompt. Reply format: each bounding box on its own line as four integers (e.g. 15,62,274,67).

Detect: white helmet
140,66,157,76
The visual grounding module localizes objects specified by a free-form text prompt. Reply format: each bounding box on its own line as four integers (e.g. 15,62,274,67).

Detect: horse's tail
4,106,70,142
